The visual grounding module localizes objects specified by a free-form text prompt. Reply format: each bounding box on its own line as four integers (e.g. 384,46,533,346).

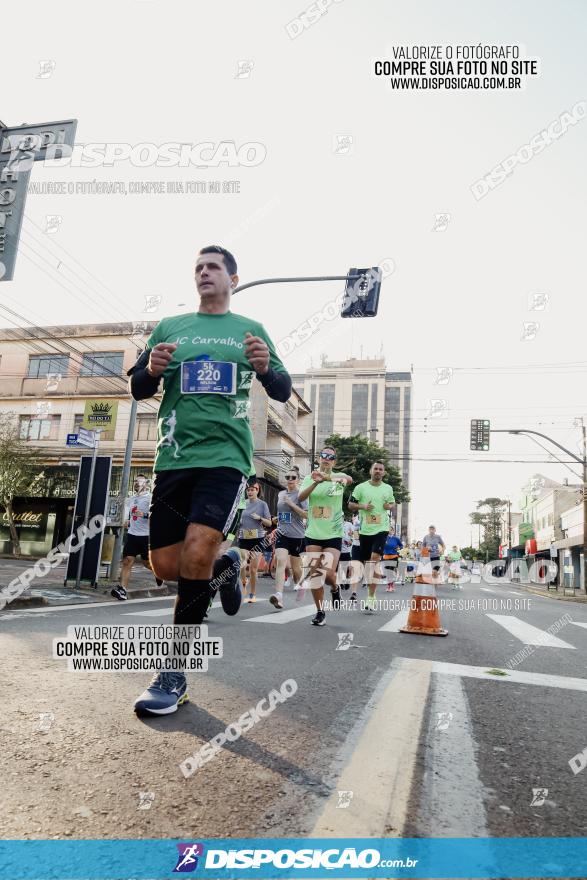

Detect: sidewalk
493,577,587,603
0,557,176,609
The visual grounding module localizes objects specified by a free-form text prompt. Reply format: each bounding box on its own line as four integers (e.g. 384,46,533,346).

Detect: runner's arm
127,350,161,400
298,482,319,503
256,367,292,402
286,501,308,518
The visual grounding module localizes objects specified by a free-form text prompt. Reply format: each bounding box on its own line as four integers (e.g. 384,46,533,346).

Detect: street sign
77,427,96,448
341,267,382,318
470,419,490,451
66,433,79,447
0,118,77,281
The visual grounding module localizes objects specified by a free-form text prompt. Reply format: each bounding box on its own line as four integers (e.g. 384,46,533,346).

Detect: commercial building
0,323,312,556
509,474,585,592
290,356,412,538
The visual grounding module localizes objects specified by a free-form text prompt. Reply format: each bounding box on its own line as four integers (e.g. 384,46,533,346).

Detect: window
317,384,335,447
80,351,124,377
28,354,70,378
19,414,61,440
73,413,115,442
351,384,369,436
370,383,378,435
134,413,158,441
384,386,401,457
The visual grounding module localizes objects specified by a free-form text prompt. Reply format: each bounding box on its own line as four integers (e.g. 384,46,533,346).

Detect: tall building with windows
291,357,412,537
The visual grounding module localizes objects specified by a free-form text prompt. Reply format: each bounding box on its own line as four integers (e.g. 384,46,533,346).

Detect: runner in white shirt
111,475,163,601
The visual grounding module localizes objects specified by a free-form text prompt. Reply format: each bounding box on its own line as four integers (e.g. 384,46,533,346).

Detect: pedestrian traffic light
470,419,490,450
341,267,382,317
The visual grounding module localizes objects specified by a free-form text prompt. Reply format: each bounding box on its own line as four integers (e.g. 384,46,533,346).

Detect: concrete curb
6,584,177,610
510,583,587,603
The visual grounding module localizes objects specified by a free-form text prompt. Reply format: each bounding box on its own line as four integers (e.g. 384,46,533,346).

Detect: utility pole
110,398,138,582
310,423,316,470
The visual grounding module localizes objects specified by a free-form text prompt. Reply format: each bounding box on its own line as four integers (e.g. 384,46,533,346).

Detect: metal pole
75,431,99,588
233,274,364,295
110,397,137,582
310,423,316,470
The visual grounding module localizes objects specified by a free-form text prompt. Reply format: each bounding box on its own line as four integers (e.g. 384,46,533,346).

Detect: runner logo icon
173,843,204,872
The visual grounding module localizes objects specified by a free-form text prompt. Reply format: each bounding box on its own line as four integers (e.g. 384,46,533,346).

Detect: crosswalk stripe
246,603,317,624
486,614,575,648
378,608,410,632
507,590,524,596
124,597,269,617
480,588,495,593
570,621,587,630
415,658,587,692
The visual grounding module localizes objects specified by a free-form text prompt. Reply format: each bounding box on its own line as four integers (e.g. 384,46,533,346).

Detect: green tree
323,433,410,505
469,497,507,561
0,413,45,557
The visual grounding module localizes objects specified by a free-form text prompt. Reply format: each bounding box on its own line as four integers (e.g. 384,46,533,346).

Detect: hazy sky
3,0,586,545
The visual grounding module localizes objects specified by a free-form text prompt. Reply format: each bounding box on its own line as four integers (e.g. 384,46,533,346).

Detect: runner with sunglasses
238,481,273,603
298,446,353,626
269,471,307,609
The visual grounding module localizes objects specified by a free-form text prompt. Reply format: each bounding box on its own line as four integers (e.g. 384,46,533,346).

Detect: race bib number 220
181,361,237,394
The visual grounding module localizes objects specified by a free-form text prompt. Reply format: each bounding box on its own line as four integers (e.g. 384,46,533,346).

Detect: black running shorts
359,530,388,561
274,534,305,557
122,533,149,559
149,467,247,550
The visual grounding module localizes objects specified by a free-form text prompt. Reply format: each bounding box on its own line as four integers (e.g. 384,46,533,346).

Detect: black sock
174,577,212,625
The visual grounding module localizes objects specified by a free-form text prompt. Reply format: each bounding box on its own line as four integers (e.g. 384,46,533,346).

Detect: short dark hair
198,245,237,276
371,460,385,468
247,480,262,497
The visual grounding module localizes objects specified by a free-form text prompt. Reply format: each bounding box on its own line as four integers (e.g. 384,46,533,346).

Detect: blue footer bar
0,837,585,879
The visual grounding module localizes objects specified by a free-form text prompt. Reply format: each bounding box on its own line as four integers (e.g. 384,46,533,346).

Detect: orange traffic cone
400,547,448,636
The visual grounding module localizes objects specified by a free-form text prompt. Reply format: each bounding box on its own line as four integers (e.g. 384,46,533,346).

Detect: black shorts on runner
149,467,246,551
359,531,388,561
339,551,352,563
122,533,149,559
238,536,271,553
304,536,343,553
351,544,362,562
274,534,305,557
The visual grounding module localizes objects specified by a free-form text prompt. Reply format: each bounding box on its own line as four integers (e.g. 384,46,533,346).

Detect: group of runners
120,243,461,717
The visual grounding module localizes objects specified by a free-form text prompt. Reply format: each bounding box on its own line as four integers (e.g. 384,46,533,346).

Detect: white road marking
123,597,269,617
312,657,431,836
403,658,587,692
486,614,575,649
480,587,496,593
378,608,410,632
507,590,524,596
570,621,587,630
418,672,489,836
246,603,317,624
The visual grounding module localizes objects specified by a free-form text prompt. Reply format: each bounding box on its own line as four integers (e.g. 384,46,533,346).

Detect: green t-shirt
146,311,287,476
448,550,462,562
351,480,395,535
301,473,346,541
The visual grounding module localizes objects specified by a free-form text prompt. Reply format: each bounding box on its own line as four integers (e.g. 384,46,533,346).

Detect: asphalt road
2,576,587,846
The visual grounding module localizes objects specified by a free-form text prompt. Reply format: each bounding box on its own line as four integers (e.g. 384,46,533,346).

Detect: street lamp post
492,428,587,592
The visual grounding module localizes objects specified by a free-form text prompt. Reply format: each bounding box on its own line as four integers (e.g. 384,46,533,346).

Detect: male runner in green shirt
128,245,291,715
348,461,395,612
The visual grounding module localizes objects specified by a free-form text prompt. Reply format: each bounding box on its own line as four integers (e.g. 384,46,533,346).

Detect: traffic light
470,419,490,450
341,267,382,317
